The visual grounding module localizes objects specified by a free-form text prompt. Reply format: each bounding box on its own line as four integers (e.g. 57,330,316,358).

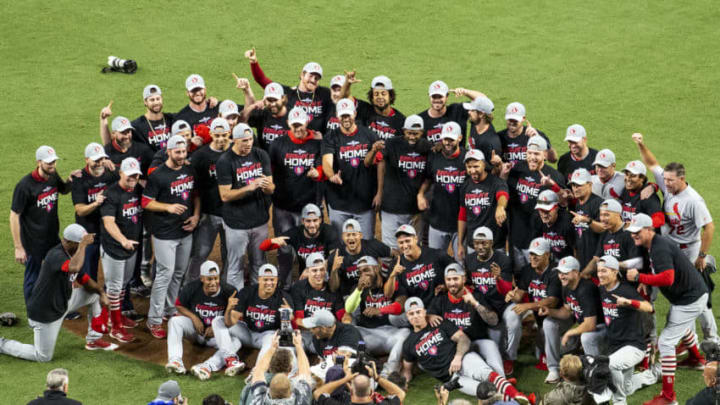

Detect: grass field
1,1,720,403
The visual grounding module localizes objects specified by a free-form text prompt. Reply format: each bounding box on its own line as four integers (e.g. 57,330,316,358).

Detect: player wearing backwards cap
142,135,201,339
174,73,219,146
216,123,274,290
11,145,73,303
246,82,291,151
130,85,174,152
538,256,605,384
620,160,664,228
465,95,503,170
305,307,361,358
625,213,709,405
500,135,565,270
457,148,509,259
591,148,625,200
497,101,557,166
418,82,482,145
531,190,576,262
401,297,531,403
328,219,393,298
165,260,236,376
556,124,598,181
418,121,467,259
596,255,660,405
566,168,604,269
246,48,332,131
342,73,406,141
99,157,144,343
0,224,117,362
322,98,379,239
186,118,233,281
344,256,410,376
101,115,154,175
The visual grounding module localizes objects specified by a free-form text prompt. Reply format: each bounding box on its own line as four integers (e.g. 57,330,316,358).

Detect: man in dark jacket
27,368,81,405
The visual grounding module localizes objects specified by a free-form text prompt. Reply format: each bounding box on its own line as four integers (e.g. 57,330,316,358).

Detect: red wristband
630,300,641,309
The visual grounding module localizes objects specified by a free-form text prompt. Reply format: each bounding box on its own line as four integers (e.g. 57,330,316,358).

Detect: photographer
148,380,187,405
541,354,595,405
313,360,405,404
687,360,718,405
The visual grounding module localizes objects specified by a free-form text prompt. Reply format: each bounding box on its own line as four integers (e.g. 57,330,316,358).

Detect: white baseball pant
357,325,411,375
187,214,226,282
659,293,708,357
167,315,221,369
542,317,574,373
609,345,658,405
473,338,505,377
681,243,717,341
328,206,375,241
101,248,136,313
488,303,523,361
148,235,192,325
224,223,268,290
212,316,274,362
580,325,607,356
455,352,495,397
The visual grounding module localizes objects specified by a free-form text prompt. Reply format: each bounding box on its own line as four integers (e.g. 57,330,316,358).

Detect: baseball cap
219,100,240,118
258,264,278,278
305,252,326,268
232,123,254,139
200,261,220,277
444,263,464,277
428,80,449,96
185,74,205,91
371,75,393,90
527,135,548,152
404,297,424,312
535,190,559,211
330,75,346,88
36,145,59,163
395,224,417,237
143,84,161,100
555,256,580,273
505,102,526,121
155,380,181,402
564,124,587,143
600,199,622,214
598,255,620,271
111,116,133,132
472,226,494,241
171,120,191,136
624,160,647,176
569,168,592,186
302,62,323,78
355,256,379,267
463,95,494,115
440,121,461,141
464,149,486,163
210,117,230,134
336,98,355,117
301,203,322,219
84,142,108,161
303,309,335,328
476,381,498,401
63,224,87,243
288,107,309,126
166,135,186,150
528,237,551,255
592,149,616,167
625,213,653,233
342,219,362,233
120,157,142,176
264,82,284,99
403,115,424,130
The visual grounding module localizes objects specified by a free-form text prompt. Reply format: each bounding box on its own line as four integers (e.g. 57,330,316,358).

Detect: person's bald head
704,361,718,387
269,373,291,399
351,374,372,397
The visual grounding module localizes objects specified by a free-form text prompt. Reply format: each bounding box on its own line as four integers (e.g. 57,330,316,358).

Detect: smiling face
663,170,685,194
596,264,618,288
624,172,645,192
86,157,105,175
258,275,278,296
211,130,231,150
430,94,446,111
403,129,423,145
441,137,458,155
120,172,139,189
201,274,220,295
291,122,309,139
599,209,621,230
538,207,558,225
330,85,343,103
264,96,286,115
567,139,585,156
114,129,133,148
168,146,187,167
303,216,321,237
145,93,163,113
558,270,578,287
530,252,550,273
473,239,493,259
630,227,653,246
396,234,417,256
526,149,545,171
466,159,485,181
506,118,523,135
300,72,321,92
339,113,356,130
371,88,391,109
570,182,591,200
595,164,615,182
187,87,206,105
444,273,465,296
306,264,327,288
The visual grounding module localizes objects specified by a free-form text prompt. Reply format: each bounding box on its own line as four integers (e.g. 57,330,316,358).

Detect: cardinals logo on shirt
435,167,465,193
415,329,443,356
339,141,368,167
170,174,194,200
37,186,58,213
428,345,438,356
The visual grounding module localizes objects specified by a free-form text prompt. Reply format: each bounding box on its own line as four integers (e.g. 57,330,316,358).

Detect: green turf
1,0,719,403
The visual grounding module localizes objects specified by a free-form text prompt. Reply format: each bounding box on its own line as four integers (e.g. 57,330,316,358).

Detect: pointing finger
230,290,237,298
232,72,239,80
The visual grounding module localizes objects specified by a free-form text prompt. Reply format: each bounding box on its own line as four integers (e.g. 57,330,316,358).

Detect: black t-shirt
215,147,272,229
248,108,290,151
426,149,466,232
648,235,707,305
268,135,322,213
71,168,119,234
27,244,73,322
131,113,174,152
429,292,489,340
381,136,431,214
11,171,68,257
465,250,513,313
686,387,715,405
619,187,662,224
282,224,339,269
459,174,509,244
396,248,452,306
557,149,598,181
600,282,645,352
419,104,469,145
468,123,502,162
506,162,565,248
317,395,400,405
402,320,460,381
357,101,406,141
312,322,362,357
570,195,603,268
190,145,226,216
283,85,332,132
357,286,405,328
291,279,342,318
174,104,219,137
177,280,235,327
321,126,378,213
142,163,196,240
497,127,552,168
595,228,640,263
100,182,143,260
329,240,393,297
517,265,562,311
531,209,576,262
236,286,292,333
562,278,602,325
104,141,154,178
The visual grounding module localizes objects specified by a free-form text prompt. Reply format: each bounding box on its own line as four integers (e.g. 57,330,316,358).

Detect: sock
110,309,123,331
660,355,676,399
641,342,652,369
681,329,703,359
490,371,518,399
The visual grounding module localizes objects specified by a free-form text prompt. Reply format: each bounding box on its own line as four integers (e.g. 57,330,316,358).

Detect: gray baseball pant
542,317,574,373
609,345,658,405
488,304,523,361
380,212,423,249
658,293,708,357
328,206,375,240
0,288,103,362
580,325,607,356
101,248,136,301
273,206,301,288
212,316,274,362
167,315,220,368
224,223,268,290
357,325,411,375
473,338,505,377
428,225,460,260
681,243,717,341
455,352,495,397
148,235,192,325
187,214,226,283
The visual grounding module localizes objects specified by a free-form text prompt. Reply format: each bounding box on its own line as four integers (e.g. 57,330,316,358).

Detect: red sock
490,371,518,398
660,355,676,400
110,309,123,330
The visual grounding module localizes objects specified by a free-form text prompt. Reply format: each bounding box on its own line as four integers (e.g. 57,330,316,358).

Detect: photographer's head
154,380,184,404
350,373,373,401
476,380,503,405
704,361,718,387
305,309,336,339
269,348,294,375
46,368,69,393
269,373,292,400
559,354,583,383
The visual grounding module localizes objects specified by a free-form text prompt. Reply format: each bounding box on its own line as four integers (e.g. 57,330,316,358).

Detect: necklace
145,114,167,142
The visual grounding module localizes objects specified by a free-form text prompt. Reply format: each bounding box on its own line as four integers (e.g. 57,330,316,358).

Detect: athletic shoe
120,315,137,329
503,359,514,375
65,311,81,320
224,356,246,376
130,284,151,297
643,393,678,405
507,377,517,385
85,339,119,351
122,310,145,322
677,356,706,370
110,327,135,343
191,364,211,381
165,361,187,375
675,343,688,358
544,370,560,384
515,393,536,405
535,353,548,371
147,322,166,339
0,312,18,326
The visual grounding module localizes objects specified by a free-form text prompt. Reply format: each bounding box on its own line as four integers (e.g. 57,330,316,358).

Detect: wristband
630,300,641,309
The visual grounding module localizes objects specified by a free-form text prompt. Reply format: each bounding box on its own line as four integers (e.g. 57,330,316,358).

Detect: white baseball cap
210,118,230,134
564,124,587,143
598,255,620,271
624,160,647,176
232,123,254,139
185,74,205,91
120,157,142,176
395,224,417,237
505,102,526,121
355,256,379,267
403,115,424,130
302,62,323,78
301,203,322,219
527,136,548,152
404,297,424,312
535,190,559,211
555,256,580,273
288,107,309,126
440,121,461,141
528,237,551,255
473,226,494,241
463,96,494,115
569,169,592,185
336,98,356,117
429,80,449,96
200,261,220,277
625,213,653,233
258,264,279,278
264,82,284,99
305,252,326,268
342,219,362,233
464,149,486,162
84,142,108,161
143,84,161,100
219,100,240,118
371,75,393,90
171,120,191,136
166,135,186,150
444,263,465,277
600,199,622,214
36,145,59,163
63,223,87,243
330,75,345,88
111,116,133,132
303,309,335,328
592,149,616,167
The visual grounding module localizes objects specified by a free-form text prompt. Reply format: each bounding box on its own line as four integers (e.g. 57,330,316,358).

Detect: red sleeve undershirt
335,309,346,321
61,260,70,272
313,166,326,182
638,269,674,287
496,191,509,201
550,183,562,193
496,278,513,295
458,207,467,221
141,196,154,208
250,62,272,88
78,273,90,285
651,212,665,228
379,301,402,315
259,239,280,251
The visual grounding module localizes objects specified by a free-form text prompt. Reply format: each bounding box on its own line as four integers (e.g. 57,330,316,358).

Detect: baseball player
591,149,625,200
0,224,117,362
349,75,406,141
321,98,379,238
556,124,598,181
246,82,290,151
149,120,197,172
465,95,502,168
305,308,361,357
531,190,576,262
417,82,481,144
11,145,72,302
497,102,557,166
101,115,154,176
625,213,708,405
130,85,173,152
174,74,219,146
218,99,242,131
142,134,201,339
620,160,664,227
324,74,347,131
566,168,604,269
401,298,530,403
165,261,236,376
216,123,274,289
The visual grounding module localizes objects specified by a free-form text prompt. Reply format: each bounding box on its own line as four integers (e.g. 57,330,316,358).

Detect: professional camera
434,373,462,392
101,56,137,74
351,341,374,376
700,340,720,403
278,308,293,347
